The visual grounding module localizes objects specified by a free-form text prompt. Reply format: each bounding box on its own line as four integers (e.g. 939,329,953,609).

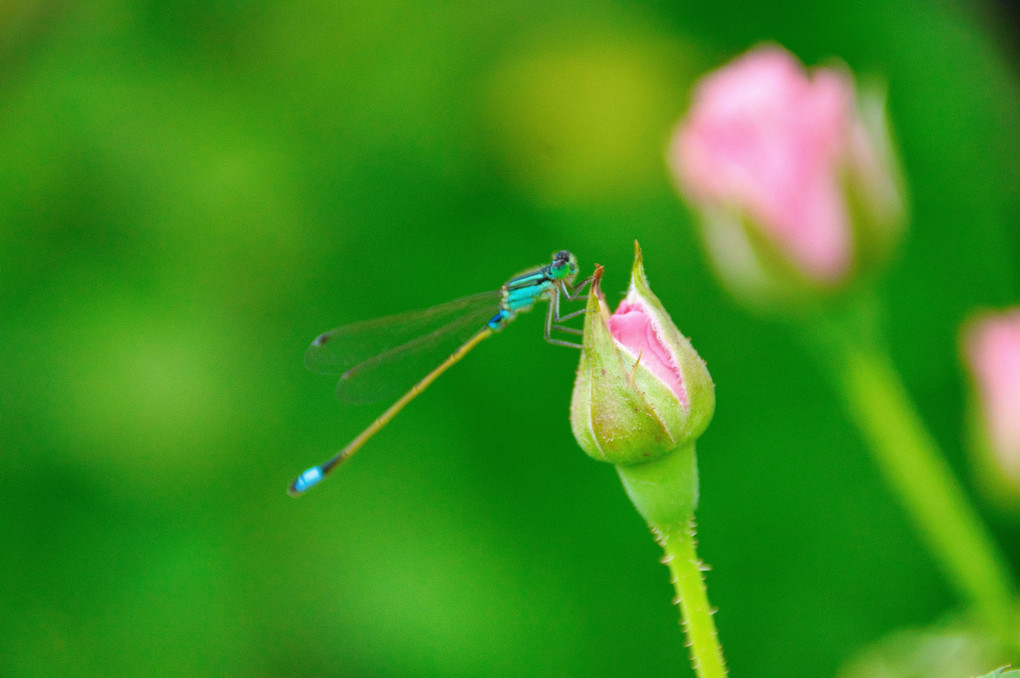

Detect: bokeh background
2,0,1019,676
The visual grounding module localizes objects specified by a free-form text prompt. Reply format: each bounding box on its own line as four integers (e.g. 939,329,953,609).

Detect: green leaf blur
1,1,1017,676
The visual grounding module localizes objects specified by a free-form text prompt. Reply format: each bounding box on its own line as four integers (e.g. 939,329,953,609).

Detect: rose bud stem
571,244,726,677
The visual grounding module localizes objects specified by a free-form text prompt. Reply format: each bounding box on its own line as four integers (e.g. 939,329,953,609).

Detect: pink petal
608,297,687,408
670,45,858,282
965,310,1020,478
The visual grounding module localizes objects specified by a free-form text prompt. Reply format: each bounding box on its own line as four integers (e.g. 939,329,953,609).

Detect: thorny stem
657,516,728,678
616,444,727,676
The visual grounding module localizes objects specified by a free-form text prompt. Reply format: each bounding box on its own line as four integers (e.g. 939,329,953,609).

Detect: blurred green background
2,0,1019,676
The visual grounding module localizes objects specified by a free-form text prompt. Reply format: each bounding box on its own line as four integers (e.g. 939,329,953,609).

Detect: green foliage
1,0,1017,676
975,669,1020,678
837,615,1010,678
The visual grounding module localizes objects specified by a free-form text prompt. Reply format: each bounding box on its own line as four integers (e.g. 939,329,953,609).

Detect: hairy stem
617,448,727,677
657,517,728,678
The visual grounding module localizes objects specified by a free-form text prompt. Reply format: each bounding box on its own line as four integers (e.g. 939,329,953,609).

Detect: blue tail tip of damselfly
288,465,324,497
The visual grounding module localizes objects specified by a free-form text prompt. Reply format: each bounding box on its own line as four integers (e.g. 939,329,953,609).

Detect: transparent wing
305,291,501,404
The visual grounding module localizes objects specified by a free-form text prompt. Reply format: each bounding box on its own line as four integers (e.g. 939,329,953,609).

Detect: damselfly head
550,250,579,281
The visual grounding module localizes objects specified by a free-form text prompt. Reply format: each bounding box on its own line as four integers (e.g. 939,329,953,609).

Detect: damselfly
289,250,589,496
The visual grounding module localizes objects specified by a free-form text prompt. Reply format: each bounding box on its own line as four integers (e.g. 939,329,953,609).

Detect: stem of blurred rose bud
805,294,1016,641
616,446,727,678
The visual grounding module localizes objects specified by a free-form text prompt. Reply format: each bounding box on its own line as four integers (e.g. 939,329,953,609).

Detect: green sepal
570,243,716,466
628,242,715,446
570,267,676,465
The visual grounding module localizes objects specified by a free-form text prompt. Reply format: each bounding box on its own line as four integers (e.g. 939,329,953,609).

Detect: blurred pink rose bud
962,309,1020,504
668,44,907,305
571,242,714,468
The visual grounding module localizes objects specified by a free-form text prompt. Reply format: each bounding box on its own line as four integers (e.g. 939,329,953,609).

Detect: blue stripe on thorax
486,264,557,330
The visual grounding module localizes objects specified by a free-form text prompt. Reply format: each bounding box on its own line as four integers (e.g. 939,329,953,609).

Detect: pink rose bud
571,242,715,467
962,309,1020,501
668,44,907,304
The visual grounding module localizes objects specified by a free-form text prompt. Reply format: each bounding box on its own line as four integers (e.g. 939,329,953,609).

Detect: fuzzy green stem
616,446,727,677
658,517,728,678
807,297,1015,638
